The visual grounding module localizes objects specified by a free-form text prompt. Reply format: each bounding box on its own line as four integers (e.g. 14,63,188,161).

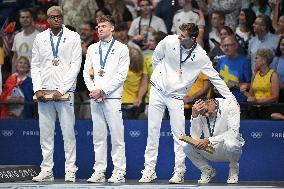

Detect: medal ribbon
99,38,115,69
206,100,219,137
179,42,197,71
50,29,63,59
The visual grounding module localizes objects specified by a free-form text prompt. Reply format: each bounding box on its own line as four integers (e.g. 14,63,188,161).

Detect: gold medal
89,67,94,79
99,69,105,77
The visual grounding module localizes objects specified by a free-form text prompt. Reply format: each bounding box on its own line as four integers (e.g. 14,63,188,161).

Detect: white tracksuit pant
183,137,242,170
144,87,186,173
90,99,126,173
38,92,77,172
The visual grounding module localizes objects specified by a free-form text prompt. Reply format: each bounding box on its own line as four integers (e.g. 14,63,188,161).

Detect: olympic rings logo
129,130,141,138
251,132,263,139
1,130,14,137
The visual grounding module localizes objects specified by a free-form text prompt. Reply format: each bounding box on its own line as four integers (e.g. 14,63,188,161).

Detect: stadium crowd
0,0,284,120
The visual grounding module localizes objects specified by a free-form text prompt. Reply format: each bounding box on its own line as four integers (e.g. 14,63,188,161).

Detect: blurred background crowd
0,0,283,120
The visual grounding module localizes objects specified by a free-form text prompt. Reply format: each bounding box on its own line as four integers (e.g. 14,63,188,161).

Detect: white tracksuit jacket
31,26,82,94
190,98,244,147
151,35,235,100
83,38,130,98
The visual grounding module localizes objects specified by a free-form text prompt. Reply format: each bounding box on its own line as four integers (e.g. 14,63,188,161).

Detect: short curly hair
96,15,115,26
256,48,274,65
179,23,199,38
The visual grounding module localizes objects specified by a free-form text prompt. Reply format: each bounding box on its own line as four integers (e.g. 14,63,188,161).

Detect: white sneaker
32,170,54,182
65,170,76,182
139,169,157,183
198,166,216,184
227,163,239,184
169,171,184,184
87,171,105,183
108,170,126,183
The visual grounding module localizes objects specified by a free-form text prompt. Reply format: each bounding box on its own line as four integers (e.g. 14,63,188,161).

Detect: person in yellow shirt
183,73,212,118
241,48,280,119
121,47,144,119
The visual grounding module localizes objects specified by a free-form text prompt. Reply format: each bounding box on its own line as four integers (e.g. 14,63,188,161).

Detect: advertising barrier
0,120,284,181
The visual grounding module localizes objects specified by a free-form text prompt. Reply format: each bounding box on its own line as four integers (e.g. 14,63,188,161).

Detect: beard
180,38,195,49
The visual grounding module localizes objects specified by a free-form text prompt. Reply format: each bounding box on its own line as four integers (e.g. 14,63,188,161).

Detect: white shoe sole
87,178,105,183
32,177,54,182
169,180,184,184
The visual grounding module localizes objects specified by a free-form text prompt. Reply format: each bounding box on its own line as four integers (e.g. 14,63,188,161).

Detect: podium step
0,165,40,182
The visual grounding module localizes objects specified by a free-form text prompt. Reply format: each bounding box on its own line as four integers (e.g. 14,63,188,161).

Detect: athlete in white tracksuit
31,23,82,178
139,23,236,183
83,15,130,183
183,98,244,184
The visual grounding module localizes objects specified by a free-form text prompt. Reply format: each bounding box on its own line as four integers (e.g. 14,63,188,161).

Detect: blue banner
0,120,284,181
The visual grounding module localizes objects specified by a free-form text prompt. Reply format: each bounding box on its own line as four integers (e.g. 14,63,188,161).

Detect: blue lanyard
179,42,197,70
50,30,63,58
99,38,115,69
206,100,219,137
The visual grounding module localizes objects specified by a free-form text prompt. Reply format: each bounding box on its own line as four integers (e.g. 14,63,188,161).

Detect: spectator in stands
248,15,279,72
0,56,33,119
34,6,49,31
171,0,205,46
183,73,212,119
270,36,284,101
276,15,284,37
269,0,279,26
0,38,3,95
183,98,244,184
207,0,241,29
115,22,141,50
128,0,167,50
75,21,96,119
208,25,233,66
205,10,225,52
138,31,167,118
12,8,40,73
235,8,256,51
216,36,251,103
242,48,280,119
60,0,98,32
0,0,34,27
155,0,181,34
249,0,272,16
31,6,82,182
104,0,133,25
270,36,284,119
122,47,144,119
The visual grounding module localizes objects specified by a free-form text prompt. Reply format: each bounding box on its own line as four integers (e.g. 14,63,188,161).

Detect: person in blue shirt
216,35,251,102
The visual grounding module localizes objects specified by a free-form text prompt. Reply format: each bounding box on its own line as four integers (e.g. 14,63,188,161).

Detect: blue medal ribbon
179,42,197,71
99,38,115,69
206,100,219,137
50,29,63,59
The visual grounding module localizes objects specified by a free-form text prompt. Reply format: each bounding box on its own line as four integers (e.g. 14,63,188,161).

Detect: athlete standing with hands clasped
83,15,130,183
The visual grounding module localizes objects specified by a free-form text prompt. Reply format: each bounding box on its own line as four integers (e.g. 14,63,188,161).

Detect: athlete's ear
110,25,115,33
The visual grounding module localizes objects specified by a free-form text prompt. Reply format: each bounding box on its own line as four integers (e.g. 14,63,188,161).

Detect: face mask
180,37,195,49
